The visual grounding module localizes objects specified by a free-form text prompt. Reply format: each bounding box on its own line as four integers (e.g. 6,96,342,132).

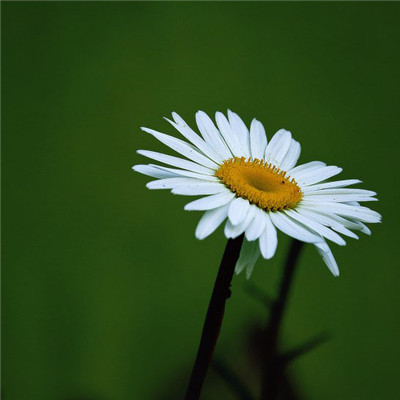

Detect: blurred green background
2,2,400,399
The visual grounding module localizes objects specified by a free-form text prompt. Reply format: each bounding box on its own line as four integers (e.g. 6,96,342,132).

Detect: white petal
303,194,377,203
172,182,227,196
295,166,343,186
259,213,278,259
297,205,366,231
288,161,326,176
302,179,362,192
166,113,224,163
345,201,360,207
249,119,267,160
227,110,251,156
141,127,218,169
228,197,250,225
146,177,215,190
195,204,229,239
184,191,235,211
246,261,257,279
224,205,256,239
132,164,177,179
304,187,375,196
246,252,261,278
269,212,322,243
196,111,232,159
285,209,346,246
300,201,382,223
215,112,245,157
235,239,260,279
314,241,339,277
295,206,359,239
148,164,219,181
354,221,372,235
137,150,214,175
264,129,292,168
245,208,267,241
279,140,301,171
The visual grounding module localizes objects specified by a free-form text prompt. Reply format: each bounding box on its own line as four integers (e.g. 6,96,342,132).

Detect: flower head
133,110,381,278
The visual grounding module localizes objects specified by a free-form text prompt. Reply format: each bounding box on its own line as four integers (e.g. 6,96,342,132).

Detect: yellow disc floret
215,157,302,211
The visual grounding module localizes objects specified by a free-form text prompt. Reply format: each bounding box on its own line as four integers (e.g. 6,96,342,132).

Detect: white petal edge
235,239,260,279
227,109,251,157
167,113,224,164
259,213,278,259
303,194,377,203
146,177,218,190
297,205,367,231
288,161,326,176
196,111,232,160
314,241,339,277
148,164,220,181
215,111,246,157
185,191,235,211
302,179,362,193
295,206,359,239
285,209,346,246
249,119,267,160
280,140,301,171
355,221,372,235
228,197,250,225
224,205,256,239
132,164,177,179
195,204,230,239
245,207,267,241
269,212,322,243
141,127,218,169
295,166,343,187
264,129,292,168
172,182,227,196
137,150,215,175
304,188,376,196
300,201,382,223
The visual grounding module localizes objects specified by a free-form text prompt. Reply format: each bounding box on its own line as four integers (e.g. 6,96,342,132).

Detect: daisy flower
133,110,381,278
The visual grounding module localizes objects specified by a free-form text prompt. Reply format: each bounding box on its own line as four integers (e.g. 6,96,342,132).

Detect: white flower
133,110,381,278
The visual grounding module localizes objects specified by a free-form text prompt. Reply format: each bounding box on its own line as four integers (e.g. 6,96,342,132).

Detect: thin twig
184,235,244,400
278,331,331,366
213,358,255,400
244,281,274,309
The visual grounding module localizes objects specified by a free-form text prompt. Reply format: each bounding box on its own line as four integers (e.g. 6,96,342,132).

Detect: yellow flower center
215,157,303,211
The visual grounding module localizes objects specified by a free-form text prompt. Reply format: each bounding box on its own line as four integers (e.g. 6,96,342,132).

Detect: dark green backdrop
2,2,400,399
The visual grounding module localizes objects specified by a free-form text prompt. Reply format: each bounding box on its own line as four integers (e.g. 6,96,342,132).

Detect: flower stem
184,234,244,400
260,239,304,400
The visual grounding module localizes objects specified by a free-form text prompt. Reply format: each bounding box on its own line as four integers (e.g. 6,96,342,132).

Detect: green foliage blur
2,2,400,399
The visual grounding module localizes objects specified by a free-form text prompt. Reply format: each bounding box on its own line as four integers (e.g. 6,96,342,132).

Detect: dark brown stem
260,239,304,400
184,235,244,400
